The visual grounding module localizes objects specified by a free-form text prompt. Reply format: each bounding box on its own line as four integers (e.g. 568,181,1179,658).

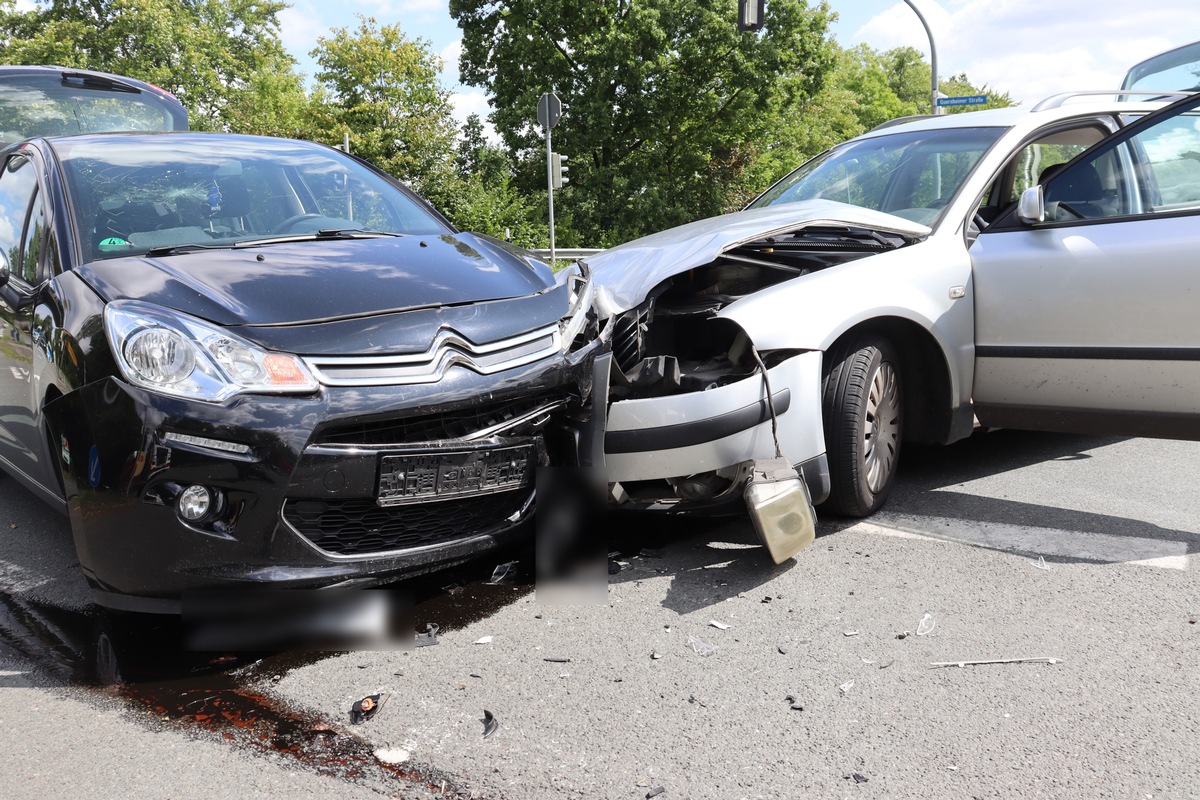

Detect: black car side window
21,187,44,283
0,154,39,281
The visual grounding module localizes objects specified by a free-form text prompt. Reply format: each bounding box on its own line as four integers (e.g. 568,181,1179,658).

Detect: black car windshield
52,133,453,263
748,126,1006,225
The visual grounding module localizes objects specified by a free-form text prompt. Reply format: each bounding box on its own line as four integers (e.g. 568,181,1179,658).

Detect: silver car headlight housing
556,262,596,351
105,300,318,403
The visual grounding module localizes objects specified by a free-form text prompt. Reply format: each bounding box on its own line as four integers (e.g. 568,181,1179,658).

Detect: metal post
546,125,555,264
901,0,941,115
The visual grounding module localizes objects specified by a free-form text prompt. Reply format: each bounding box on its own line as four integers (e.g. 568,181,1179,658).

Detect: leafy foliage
450,0,837,245
0,0,301,131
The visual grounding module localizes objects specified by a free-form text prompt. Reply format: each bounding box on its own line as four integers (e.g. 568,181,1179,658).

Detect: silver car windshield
749,126,1006,225
53,134,452,263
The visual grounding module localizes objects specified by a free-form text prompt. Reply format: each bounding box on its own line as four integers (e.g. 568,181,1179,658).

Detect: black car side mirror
0,259,36,311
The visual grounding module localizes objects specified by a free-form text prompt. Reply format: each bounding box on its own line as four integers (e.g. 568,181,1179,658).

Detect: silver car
588,44,1200,546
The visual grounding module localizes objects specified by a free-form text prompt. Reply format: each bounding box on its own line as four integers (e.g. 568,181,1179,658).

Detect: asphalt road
2,429,1199,798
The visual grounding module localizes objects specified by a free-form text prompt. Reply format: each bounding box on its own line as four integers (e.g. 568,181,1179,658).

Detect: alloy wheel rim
863,360,900,493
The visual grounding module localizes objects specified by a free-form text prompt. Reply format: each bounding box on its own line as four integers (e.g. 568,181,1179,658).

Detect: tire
820,336,903,517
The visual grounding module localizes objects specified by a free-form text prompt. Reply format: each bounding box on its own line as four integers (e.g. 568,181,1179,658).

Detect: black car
0,132,601,613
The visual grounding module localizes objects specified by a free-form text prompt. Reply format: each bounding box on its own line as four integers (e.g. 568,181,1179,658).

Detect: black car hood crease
75,233,556,328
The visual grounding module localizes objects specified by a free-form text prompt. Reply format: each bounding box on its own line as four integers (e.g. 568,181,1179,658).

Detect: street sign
936,94,988,108
537,92,562,130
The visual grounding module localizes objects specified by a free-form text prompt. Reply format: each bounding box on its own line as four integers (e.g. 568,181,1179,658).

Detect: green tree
0,0,302,131
450,0,836,246
310,15,459,202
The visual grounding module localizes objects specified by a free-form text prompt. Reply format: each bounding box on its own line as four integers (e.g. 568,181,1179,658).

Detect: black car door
0,150,53,495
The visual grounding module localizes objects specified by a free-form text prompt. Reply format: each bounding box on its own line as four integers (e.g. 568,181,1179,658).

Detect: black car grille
283,491,531,556
613,304,650,374
313,393,567,446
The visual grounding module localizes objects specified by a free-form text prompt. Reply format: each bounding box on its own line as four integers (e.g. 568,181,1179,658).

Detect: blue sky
278,1,1200,129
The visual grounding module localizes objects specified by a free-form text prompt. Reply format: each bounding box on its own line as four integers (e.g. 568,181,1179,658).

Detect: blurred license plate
377,445,533,507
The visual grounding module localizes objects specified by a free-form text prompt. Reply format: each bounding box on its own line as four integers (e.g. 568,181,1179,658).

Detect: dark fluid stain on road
0,552,535,797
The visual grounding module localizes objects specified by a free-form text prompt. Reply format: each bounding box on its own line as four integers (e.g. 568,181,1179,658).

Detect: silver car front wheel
820,336,903,517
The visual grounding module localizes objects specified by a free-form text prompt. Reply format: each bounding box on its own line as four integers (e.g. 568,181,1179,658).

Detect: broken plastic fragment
646,787,665,799
488,561,519,584
843,630,859,637
374,747,410,764
709,620,730,630
651,651,662,660
916,613,936,636
838,680,854,696
350,693,384,724
688,635,718,656
414,623,440,648
1035,556,1049,570
852,773,868,784
474,635,493,645
930,656,1060,668
784,694,804,711
481,709,499,739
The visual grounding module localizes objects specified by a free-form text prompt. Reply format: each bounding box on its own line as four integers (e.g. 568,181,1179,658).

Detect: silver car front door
971,93,1200,438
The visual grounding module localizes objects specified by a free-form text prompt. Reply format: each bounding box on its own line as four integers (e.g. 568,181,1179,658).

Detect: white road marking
0,559,51,592
854,512,1191,570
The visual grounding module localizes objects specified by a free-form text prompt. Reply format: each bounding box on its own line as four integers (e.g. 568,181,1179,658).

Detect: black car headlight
557,262,596,351
104,300,318,403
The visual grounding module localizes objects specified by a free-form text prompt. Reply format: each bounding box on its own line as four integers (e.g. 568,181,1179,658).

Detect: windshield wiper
142,243,232,257
229,230,406,248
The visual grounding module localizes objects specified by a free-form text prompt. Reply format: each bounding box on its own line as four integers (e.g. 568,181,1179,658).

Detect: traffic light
551,152,569,190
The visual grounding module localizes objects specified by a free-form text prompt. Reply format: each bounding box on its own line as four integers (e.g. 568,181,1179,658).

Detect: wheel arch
823,316,960,446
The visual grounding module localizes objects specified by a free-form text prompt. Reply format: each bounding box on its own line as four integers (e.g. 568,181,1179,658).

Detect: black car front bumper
45,341,602,613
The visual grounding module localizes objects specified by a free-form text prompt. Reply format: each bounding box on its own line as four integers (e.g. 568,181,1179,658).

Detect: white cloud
450,90,497,141
439,39,463,84
853,0,1200,105
278,1,326,58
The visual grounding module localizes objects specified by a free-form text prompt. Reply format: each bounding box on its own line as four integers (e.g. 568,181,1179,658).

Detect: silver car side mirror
1017,185,1045,224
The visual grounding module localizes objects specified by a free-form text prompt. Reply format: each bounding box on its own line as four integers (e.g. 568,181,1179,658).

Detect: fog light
744,457,816,564
178,485,214,521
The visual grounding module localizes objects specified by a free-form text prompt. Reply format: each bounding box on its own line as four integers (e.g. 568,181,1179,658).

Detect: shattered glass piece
489,561,519,584
916,613,936,636
838,680,854,696
474,635,493,645
481,709,499,739
414,622,440,648
709,620,730,630
688,635,718,656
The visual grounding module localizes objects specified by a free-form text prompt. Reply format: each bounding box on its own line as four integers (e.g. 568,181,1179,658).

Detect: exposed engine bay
609,225,914,400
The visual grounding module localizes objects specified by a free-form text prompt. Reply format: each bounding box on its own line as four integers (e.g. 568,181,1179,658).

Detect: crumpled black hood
74,232,556,327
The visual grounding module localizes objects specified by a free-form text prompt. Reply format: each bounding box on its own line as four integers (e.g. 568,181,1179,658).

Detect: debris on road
688,635,718,656
374,747,409,764
761,596,772,604
414,623,440,648
488,561,519,584
442,583,463,595
651,651,662,660
784,694,804,711
350,693,385,725
709,620,730,630
896,631,911,640
473,636,493,645
851,773,869,784
543,657,571,663
777,645,788,655
838,680,854,696
1034,556,1050,570
646,787,666,799
916,613,936,636
843,630,860,637
930,657,1060,668
879,660,895,669
481,709,499,739
640,548,663,559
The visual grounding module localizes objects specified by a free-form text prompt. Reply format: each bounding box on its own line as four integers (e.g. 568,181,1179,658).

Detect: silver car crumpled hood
586,200,931,317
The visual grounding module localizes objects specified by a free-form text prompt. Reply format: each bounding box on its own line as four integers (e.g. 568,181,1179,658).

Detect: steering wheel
275,213,323,233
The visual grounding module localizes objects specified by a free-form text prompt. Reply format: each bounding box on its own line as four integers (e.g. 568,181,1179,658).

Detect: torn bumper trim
605,389,791,454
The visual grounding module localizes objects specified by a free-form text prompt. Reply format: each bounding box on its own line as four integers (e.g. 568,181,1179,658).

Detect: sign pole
546,122,555,265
